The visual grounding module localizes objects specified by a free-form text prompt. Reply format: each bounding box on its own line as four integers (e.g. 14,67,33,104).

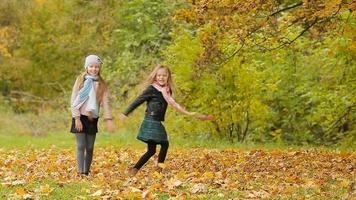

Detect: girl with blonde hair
121,64,213,176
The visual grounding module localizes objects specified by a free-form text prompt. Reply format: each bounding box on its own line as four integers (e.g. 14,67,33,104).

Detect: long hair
143,64,174,91
76,71,107,103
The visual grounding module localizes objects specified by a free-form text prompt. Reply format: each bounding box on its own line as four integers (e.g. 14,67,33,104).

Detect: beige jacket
70,77,112,120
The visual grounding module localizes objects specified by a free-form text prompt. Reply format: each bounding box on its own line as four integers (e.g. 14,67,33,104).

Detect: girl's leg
133,142,157,169
75,133,86,174
84,134,96,174
158,141,169,163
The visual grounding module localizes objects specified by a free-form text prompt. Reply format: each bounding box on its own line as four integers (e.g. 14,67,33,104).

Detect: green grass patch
0,131,141,150
0,131,354,152
0,179,92,199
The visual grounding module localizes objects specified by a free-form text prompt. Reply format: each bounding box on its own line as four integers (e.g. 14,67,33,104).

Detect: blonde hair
143,64,174,91
77,71,107,103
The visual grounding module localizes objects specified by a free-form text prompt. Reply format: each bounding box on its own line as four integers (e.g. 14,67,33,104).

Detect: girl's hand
106,119,115,133
188,112,197,116
119,113,128,122
75,118,83,132
202,114,214,121
193,113,214,121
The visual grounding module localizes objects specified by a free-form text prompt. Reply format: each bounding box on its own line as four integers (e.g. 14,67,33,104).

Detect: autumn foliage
0,1,355,144
0,147,355,199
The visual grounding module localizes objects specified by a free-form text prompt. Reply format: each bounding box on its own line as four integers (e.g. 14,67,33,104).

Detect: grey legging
75,133,96,174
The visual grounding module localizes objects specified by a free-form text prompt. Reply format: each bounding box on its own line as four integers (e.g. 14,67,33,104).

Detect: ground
0,144,354,199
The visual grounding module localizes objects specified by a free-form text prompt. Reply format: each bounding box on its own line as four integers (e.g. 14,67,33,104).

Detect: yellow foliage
348,40,356,52
174,9,199,23
0,45,11,58
35,0,46,6
349,1,356,11
314,0,342,18
0,27,13,58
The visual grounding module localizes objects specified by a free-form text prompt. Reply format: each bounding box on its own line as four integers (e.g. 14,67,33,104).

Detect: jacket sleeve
123,86,153,116
101,88,113,120
70,77,81,118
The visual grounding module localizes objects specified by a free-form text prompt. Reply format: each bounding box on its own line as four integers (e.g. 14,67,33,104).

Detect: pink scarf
151,83,186,113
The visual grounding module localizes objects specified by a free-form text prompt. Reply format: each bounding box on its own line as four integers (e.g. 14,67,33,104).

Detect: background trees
0,0,354,145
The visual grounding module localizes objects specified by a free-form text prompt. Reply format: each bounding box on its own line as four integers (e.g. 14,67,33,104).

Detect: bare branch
325,103,356,133
218,41,245,66
41,82,67,94
263,17,319,51
270,2,303,17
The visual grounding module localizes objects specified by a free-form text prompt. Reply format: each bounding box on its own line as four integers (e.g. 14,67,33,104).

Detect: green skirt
137,117,168,143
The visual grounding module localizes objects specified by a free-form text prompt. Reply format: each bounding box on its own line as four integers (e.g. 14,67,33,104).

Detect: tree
163,0,355,144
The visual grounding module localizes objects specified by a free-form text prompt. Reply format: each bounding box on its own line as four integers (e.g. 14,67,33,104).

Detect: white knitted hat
84,55,102,69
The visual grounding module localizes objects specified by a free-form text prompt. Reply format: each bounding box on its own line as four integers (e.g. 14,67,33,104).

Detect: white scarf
72,75,99,118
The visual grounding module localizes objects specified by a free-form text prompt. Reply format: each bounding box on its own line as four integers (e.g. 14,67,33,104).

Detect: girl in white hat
70,55,114,176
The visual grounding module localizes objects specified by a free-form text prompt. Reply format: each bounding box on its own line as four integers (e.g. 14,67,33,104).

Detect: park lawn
0,131,354,151
0,132,355,199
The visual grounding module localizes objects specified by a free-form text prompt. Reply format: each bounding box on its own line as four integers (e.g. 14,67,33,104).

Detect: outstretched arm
123,86,153,116
191,112,214,121
161,88,214,121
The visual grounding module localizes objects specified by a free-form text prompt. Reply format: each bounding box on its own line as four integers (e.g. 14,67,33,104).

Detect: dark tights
134,141,169,169
75,133,96,174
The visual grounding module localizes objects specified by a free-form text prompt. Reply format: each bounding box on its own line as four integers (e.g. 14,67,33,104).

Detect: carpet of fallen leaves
0,147,355,199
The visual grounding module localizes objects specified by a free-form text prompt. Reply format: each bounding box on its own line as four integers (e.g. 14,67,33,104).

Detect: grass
0,131,354,152
0,180,92,200
0,131,140,150
0,107,354,151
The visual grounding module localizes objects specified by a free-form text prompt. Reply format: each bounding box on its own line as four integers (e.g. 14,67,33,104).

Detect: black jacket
123,85,168,121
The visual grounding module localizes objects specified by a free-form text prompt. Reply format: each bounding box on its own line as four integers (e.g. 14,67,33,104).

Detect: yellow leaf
129,187,141,193
176,170,186,179
11,180,26,186
166,178,183,189
122,191,141,199
190,183,206,194
91,189,103,196
38,185,54,195
153,171,163,179
28,154,37,162
157,163,166,169
16,187,26,196
151,183,162,190
142,190,154,199
340,179,350,188
202,171,215,179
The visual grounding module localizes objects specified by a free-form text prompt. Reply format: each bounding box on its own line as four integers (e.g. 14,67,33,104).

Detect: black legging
134,141,169,169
